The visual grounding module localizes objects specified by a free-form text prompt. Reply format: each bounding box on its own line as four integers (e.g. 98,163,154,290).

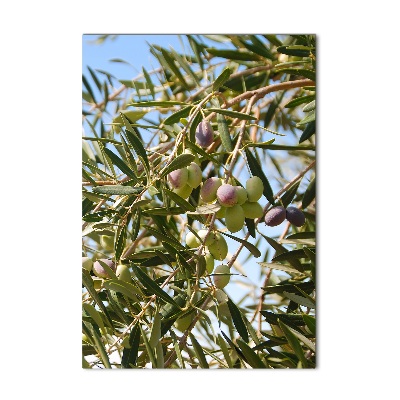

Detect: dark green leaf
280,181,301,208
115,225,126,262
286,231,315,239
87,66,102,92
299,121,316,143
130,100,188,107
217,113,233,152
263,92,284,128
278,320,308,367
89,324,111,368
121,325,141,368
245,218,256,238
285,95,315,109
82,270,114,328
245,149,275,204
264,34,282,47
132,265,180,307
82,74,96,103
297,110,316,126
160,48,189,89
227,298,249,343
276,68,316,81
303,315,316,336
142,67,155,99
213,67,232,91
219,231,261,258
164,188,196,212
302,176,316,209
262,281,315,296
277,45,313,57
272,249,307,262
103,148,137,181
282,291,315,309
164,105,192,126
206,48,260,61
189,333,209,368
207,108,257,121
260,310,305,329
160,154,195,177
257,144,315,151
236,340,266,368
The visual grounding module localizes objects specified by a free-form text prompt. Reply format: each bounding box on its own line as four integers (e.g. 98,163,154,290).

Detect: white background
0,1,399,399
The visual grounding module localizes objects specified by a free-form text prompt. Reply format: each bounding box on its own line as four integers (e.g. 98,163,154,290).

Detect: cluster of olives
200,176,264,233
185,229,231,289
82,257,131,282
264,205,306,227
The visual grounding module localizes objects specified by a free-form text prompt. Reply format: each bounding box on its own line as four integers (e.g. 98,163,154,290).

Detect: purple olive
168,168,188,189
286,207,306,227
93,259,116,279
264,206,286,227
200,177,222,203
195,121,214,148
216,184,238,207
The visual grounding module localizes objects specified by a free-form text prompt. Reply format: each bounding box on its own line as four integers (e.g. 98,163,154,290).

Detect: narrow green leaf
260,311,305,329
206,48,260,61
187,35,204,70
219,231,261,258
139,323,157,368
163,105,192,126
121,325,141,368
286,231,315,239
160,48,189,89
277,45,313,57
89,325,111,368
245,149,275,204
297,110,316,126
299,121,316,143
87,66,102,92
257,262,303,275
217,113,233,152
256,143,315,151
142,67,155,99
303,247,316,265
129,100,188,107
303,100,316,112
272,249,307,262
149,312,162,349
303,315,316,336
82,270,114,328
287,325,315,352
302,176,316,209
103,148,137,181
189,333,209,368
82,303,105,331
263,92,284,128
82,160,115,180
282,291,315,309
169,47,201,86
132,265,180,307
207,108,257,121
164,188,196,212
93,185,143,196
102,280,141,302
239,37,273,60
262,281,314,296
276,68,316,81
160,154,195,177
285,95,315,109
213,67,232,91
280,181,301,208
217,334,233,368
82,74,96,103
121,116,150,175
236,340,266,368
242,139,275,149
278,320,308,367
264,34,282,46
227,298,249,343
115,225,126,262
170,330,185,368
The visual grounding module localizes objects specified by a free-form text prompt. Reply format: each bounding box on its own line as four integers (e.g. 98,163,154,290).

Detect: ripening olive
216,184,238,207
195,120,214,148
173,184,192,199
225,204,245,233
82,257,93,272
207,233,228,261
100,235,114,251
286,206,306,227
168,168,189,190
241,201,264,219
116,264,132,283
200,177,222,203
186,162,202,188
93,259,116,279
264,206,286,227
213,264,231,289
246,176,264,202
235,186,248,205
